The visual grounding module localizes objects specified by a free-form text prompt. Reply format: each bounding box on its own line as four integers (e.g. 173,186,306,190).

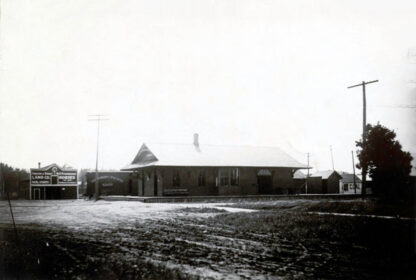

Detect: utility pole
88,114,109,201
0,163,19,246
330,146,335,171
347,80,379,197
0,163,4,199
352,151,357,194
306,153,310,194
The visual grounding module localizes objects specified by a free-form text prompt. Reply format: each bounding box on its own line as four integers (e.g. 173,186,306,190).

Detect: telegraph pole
306,153,310,194
330,146,335,171
88,114,109,201
347,80,378,197
352,151,357,194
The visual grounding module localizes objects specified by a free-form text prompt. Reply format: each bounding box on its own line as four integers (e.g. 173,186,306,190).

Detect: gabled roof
310,170,341,180
122,143,309,170
339,173,362,183
31,163,76,172
293,170,306,179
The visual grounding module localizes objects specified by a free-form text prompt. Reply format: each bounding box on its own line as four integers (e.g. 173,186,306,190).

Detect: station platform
100,193,365,203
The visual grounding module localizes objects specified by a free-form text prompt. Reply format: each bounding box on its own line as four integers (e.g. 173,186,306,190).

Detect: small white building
339,172,362,194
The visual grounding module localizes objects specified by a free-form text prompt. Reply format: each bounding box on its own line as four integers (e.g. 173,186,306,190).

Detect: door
34,188,41,200
258,175,272,194
257,169,272,194
322,180,328,194
140,176,145,196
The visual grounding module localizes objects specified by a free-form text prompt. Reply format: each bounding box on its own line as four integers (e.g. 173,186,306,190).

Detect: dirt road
1,200,414,279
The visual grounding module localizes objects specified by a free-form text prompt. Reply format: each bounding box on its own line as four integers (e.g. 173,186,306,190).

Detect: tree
0,163,30,198
356,123,413,200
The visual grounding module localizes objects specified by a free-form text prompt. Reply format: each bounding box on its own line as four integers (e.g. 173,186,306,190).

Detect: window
231,168,239,185
350,183,360,190
219,168,239,186
198,171,206,186
172,171,180,187
343,184,348,191
220,169,229,186
52,176,58,184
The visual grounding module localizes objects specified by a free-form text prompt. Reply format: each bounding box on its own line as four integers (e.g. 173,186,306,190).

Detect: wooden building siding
86,167,302,197
136,166,298,197
86,172,137,197
306,177,323,194
307,172,343,194
293,178,306,194
326,172,343,193
31,186,77,200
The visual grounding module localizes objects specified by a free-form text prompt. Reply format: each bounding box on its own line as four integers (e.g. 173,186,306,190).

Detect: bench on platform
163,188,189,196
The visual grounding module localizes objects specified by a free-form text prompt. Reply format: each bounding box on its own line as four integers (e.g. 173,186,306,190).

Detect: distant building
85,171,135,197
121,134,309,196
293,170,307,193
30,163,78,200
338,172,362,194
309,170,342,194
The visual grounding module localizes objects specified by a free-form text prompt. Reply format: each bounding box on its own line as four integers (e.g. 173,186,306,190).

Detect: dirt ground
0,199,415,279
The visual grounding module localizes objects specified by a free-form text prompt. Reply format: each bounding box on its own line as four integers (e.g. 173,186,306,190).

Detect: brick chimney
193,133,199,147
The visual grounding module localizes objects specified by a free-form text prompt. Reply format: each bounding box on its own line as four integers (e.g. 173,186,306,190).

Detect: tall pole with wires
306,153,309,194
352,151,357,194
330,146,335,171
88,114,109,201
0,163,19,246
347,80,379,197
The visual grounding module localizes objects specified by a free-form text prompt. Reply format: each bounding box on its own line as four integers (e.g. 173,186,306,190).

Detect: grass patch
205,210,415,259
226,199,416,218
307,199,416,218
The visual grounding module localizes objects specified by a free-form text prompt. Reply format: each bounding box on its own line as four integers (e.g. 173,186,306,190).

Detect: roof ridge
145,142,284,149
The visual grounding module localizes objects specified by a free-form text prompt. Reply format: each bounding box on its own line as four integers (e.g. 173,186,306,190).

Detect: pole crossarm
347,80,379,89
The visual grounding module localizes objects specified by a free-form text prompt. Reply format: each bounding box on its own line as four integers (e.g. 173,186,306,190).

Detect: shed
309,170,342,194
339,172,362,194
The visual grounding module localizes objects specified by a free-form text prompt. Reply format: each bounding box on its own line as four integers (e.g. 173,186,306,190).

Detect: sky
0,0,415,174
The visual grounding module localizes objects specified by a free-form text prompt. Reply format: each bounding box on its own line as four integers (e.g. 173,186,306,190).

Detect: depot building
119,134,309,196
30,163,78,199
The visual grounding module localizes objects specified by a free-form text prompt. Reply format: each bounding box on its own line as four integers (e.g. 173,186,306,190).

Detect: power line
371,104,416,109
